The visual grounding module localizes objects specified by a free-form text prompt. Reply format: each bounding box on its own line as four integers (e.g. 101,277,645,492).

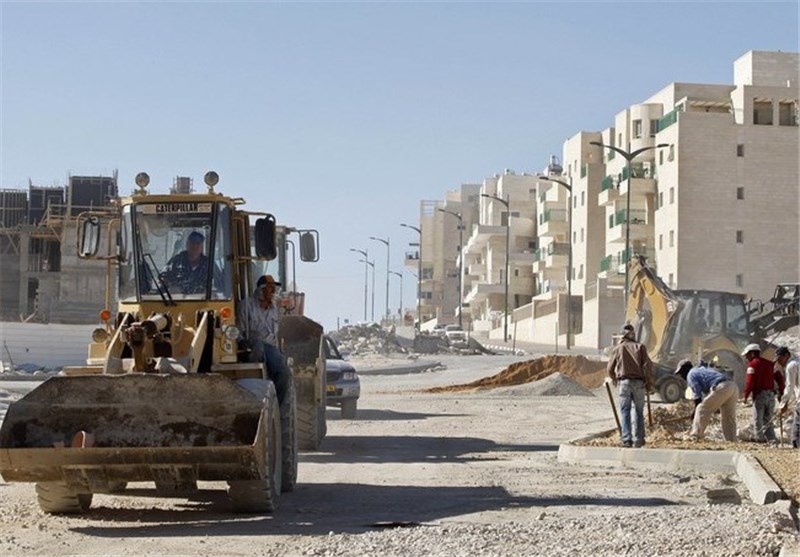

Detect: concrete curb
558,433,788,507
357,360,443,376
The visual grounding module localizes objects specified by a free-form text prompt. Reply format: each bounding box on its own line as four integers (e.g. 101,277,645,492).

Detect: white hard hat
741,343,761,356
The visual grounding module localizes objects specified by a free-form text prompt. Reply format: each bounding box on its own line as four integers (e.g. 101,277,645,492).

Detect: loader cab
669,290,750,354
118,200,235,302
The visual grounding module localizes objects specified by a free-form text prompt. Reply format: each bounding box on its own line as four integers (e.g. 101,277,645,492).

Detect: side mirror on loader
78,216,102,258
255,215,277,260
299,230,319,262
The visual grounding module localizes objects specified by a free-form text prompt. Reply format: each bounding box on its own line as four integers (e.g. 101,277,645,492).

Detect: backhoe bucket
0,374,268,492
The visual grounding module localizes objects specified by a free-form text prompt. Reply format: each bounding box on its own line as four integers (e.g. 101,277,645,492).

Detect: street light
389,270,403,322
400,223,422,334
480,193,510,341
369,236,390,321
437,208,464,329
538,174,573,350
359,258,376,322
590,141,669,310
350,248,368,321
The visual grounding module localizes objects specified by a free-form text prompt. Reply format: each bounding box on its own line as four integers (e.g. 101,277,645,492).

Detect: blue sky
1,1,798,330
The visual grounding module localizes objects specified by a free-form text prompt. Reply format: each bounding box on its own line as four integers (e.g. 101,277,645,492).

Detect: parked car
323,335,360,419
431,324,447,337
444,325,468,346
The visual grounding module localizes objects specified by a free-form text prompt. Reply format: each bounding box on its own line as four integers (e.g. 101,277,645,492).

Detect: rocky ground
0,353,797,556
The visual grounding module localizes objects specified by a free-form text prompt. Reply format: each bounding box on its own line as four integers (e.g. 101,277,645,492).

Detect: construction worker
775,346,799,448
674,359,738,442
741,343,778,445
607,325,654,448
237,274,291,405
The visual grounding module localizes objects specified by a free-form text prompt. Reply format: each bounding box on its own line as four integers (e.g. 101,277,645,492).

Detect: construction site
0,174,118,324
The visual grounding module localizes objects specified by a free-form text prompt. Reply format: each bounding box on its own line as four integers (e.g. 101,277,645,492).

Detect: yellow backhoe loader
627,255,799,403
0,171,325,514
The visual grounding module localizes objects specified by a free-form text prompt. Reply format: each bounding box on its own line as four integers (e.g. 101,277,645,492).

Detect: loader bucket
0,374,268,491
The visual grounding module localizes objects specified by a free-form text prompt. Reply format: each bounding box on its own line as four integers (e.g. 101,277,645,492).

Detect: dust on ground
580,399,800,504
425,354,607,393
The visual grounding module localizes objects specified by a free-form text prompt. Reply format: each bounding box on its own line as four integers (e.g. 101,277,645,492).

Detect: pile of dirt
487,372,595,397
426,355,607,393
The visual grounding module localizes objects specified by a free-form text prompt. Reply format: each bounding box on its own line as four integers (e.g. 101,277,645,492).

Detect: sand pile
487,372,595,397
427,355,607,393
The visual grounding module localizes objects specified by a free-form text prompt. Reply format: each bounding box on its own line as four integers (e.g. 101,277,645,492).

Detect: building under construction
0,173,118,324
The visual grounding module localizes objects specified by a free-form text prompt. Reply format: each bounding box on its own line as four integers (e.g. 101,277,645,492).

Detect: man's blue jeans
619,379,646,445
262,342,291,406
752,390,777,443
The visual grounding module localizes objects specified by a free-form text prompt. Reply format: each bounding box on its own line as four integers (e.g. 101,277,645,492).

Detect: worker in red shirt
741,343,778,445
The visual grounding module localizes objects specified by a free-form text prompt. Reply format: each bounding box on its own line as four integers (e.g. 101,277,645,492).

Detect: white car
444,325,468,345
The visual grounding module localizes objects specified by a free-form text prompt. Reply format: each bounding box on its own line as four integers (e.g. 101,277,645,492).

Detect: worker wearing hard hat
675,359,738,442
775,347,799,448
741,343,779,445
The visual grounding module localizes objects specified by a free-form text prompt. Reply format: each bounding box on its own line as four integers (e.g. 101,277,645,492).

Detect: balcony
464,282,504,304
607,208,649,243
467,262,486,278
538,208,568,236
598,175,619,206
533,242,569,273
658,107,680,131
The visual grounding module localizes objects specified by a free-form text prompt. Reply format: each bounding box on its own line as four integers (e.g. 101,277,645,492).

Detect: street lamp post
538,175,573,350
480,193,510,341
437,208,464,329
369,236,390,322
359,258,376,322
389,270,403,322
350,248,368,321
400,223,422,334
590,141,669,311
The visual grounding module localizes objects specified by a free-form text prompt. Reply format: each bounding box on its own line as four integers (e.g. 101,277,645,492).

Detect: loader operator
237,274,291,405
161,231,210,294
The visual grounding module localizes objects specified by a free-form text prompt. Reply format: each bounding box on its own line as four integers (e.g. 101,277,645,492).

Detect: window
669,187,675,204
659,192,664,207
736,274,744,288
737,144,745,157
633,119,642,139
659,151,664,165
572,231,576,244
779,101,798,126
737,187,744,200
668,273,674,288
580,228,584,242
573,196,577,209
659,234,663,250
528,240,537,250
736,230,744,243
581,191,585,206
668,145,675,162
669,230,674,247
649,119,659,137
514,268,520,277
753,100,773,125
618,132,622,145
578,264,584,280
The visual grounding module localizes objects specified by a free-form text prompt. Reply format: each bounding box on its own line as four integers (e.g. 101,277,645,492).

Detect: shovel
604,378,622,437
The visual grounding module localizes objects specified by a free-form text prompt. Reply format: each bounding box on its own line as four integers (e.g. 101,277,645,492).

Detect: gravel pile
329,323,409,356
296,506,796,557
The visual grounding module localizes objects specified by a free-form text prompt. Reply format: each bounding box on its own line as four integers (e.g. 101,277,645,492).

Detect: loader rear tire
280,379,298,492
35,482,92,514
228,383,282,513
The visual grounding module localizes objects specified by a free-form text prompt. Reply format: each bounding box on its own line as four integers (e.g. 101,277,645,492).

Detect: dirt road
0,354,795,556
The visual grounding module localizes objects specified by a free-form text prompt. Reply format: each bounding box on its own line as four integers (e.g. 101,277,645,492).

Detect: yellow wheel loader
0,172,326,514
627,255,799,402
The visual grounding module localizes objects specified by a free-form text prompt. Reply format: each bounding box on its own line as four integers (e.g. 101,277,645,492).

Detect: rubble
330,324,481,357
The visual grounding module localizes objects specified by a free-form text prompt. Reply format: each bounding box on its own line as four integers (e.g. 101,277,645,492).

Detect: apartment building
413,50,799,348
462,170,538,336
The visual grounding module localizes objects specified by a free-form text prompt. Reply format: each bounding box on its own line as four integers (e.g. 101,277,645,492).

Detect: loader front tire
280,378,298,492
35,482,92,514
228,383,282,513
